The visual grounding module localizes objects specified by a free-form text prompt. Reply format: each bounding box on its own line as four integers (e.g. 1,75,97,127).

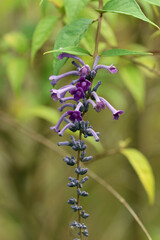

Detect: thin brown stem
93,0,103,61
125,56,160,77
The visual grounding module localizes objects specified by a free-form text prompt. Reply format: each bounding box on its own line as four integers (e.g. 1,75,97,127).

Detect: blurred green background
0,0,160,239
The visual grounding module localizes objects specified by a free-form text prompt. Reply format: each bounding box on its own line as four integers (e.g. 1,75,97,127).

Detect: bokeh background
0,0,160,239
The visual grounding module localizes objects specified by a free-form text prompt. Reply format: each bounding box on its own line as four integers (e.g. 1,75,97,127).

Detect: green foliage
143,0,160,6
120,65,145,110
28,106,60,123
65,0,90,22
3,31,29,54
44,46,91,56
102,48,152,57
53,18,93,74
6,58,27,96
31,16,58,62
121,148,155,204
102,0,159,28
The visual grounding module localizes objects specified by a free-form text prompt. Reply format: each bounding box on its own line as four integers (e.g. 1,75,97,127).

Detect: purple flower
99,97,124,120
95,101,106,112
70,87,85,101
78,65,91,77
50,85,76,101
76,77,91,92
91,91,106,112
49,71,79,86
58,122,74,136
67,110,82,122
50,112,68,132
95,64,117,74
58,53,85,66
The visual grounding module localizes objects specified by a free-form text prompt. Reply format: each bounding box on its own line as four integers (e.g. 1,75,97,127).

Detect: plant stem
76,130,82,239
93,0,103,61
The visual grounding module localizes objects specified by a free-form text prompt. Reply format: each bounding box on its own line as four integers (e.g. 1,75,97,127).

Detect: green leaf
143,0,160,7
6,58,27,96
120,65,145,110
65,0,90,22
50,0,64,8
31,16,58,62
3,31,29,54
53,18,93,75
102,0,159,29
121,148,155,204
44,46,91,56
28,106,60,123
102,48,152,57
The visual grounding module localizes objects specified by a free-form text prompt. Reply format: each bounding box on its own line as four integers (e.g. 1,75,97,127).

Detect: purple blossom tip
79,65,91,77
95,64,117,74
67,110,82,122
108,65,118,74
50,126,60,133
57,53,85,66
113,110,124,120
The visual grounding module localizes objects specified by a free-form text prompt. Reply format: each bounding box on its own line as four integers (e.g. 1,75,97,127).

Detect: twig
0,110,67,158
93,0,103,61
87,169,152,240
125,57,160,77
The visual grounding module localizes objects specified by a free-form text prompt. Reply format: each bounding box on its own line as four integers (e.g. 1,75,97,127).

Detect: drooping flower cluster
49,53,124,239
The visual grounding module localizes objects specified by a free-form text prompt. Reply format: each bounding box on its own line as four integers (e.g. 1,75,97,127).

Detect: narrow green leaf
121,148,155,204
143,0,160,7
28,106,60,123
44,46,91,56
53,18,93,75
31,16,58,62
6,58,27,96
102,0,159,29
3,31,29,54
102,48,152,57
65,0,90,22
120,65,145,110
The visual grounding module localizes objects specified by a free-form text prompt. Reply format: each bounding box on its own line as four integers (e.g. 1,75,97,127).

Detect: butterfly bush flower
49,52,124,239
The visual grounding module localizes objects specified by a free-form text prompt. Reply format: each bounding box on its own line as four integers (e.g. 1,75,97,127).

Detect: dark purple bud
76,77,91,92
67,110,82,122
81,210,89,219
82,229,88,237
68,197,77,205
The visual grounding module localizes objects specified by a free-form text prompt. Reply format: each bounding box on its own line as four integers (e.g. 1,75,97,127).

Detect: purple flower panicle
49,52,124,239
